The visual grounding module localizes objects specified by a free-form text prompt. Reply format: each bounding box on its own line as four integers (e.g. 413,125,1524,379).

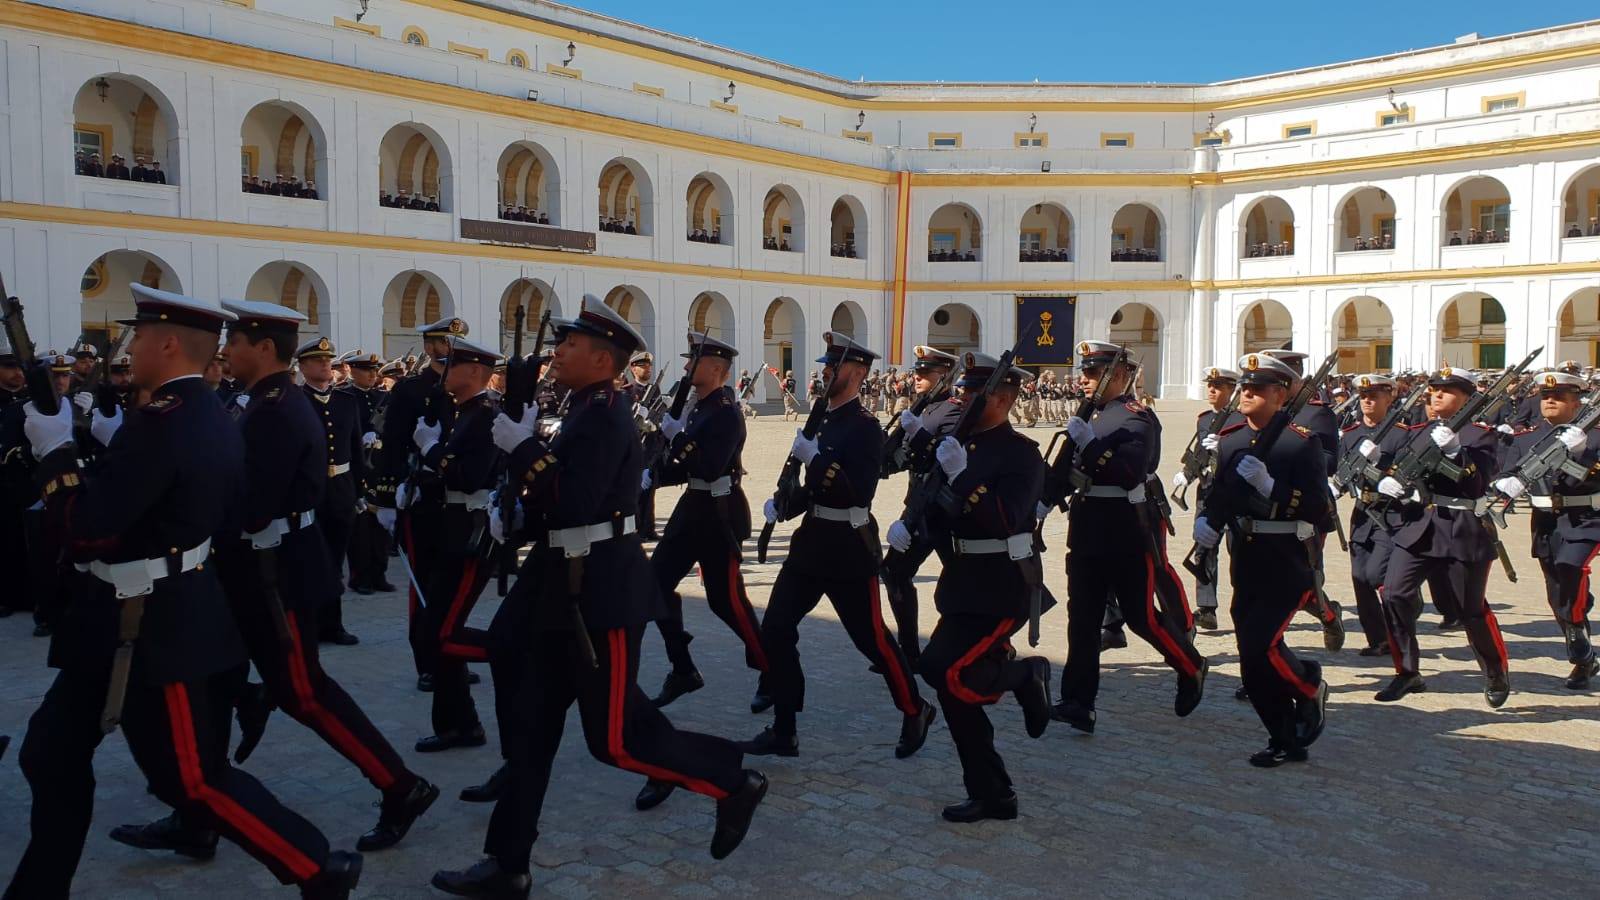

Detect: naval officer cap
379,359,405,378
295,336,337,361
220,297,307,344
956,351,1032,388
44,351,72,374
1201,365,1240,384
1076,340,1130,370
552,294,647,357
346,351,383,370
1353,373,1396,391
71,341,98,359
910,345,959,372
110,353,132,371
1426,366,1475,392
418,316,469,340
121,284,237,334
1534,370,1587,393
1237,352,1297,388
682,331,738,360
1262,348,1309,375
816,331,879,367
446,336,504,369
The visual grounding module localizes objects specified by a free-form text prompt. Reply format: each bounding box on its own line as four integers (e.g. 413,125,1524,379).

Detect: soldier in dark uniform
1171,365,1241,630
1372,366,1510,707
1193,352,1330,767
69,341,98,387
296,337,364,646
408,335,505,753
886,353,1052,823
744,332,934,759
6,284,362,899
1048,340,1206,735
1491,370,1600,690
0,339,34,620
1338,374,1405,656
431,297,767,898
340,351,392,594
878,345,962,666
625,351,662,540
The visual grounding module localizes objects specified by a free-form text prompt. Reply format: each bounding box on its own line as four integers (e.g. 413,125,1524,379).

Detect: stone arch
685,172,734,244
597,157,651,234
1330,295,1395,372
688,291,736,343
498,278,559,355
829,195,867,259
1239,195,1296,257
1110,203,1163,261
77,249,182,347
761,184,804,252
381,270,453,357
927,202,983,261
830,300,870,348
378,122,452,210
1018,201,1073,262
1108,302,1162,395
497,141,561,224
1332,185,1398,252
72,73,181,183
239,100,327,192
763,297,805,382
927,302,980,356
1237,298,1293,356
1440,175,1511,245
1557,287,1600,364
603,284,656,352
1438,291,1506,369
1560,165,1600,238
245,261,330,340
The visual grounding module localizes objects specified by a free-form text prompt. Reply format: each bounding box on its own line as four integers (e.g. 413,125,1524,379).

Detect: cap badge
1245,355,1259,371
448,318,465,335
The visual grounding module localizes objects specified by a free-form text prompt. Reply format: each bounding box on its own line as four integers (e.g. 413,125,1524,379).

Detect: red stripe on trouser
439,559,490,661
1378,585,1408,672
283,612,397,791
1483,607,1509,672
1573,542,1600,624
604,629,730,800
1143,554,1198,678
163,684,320,882
1268,592,1320,699
867,578,920,714
724,555,769,671
1154,531,1194,630
945,618,1017,705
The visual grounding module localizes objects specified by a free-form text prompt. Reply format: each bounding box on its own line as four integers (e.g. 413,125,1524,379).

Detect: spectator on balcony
424,196,440,212
303,180,318,200
74,151,87,175
105,154,130,180
132,156,150,181
410,193,429,210
622,219,635,234
1569,222,1584,239
1449,231,1463,246
1590,217,1600,236
84,152,104,177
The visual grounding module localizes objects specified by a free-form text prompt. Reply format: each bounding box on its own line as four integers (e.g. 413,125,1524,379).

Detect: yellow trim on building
240,145,258,177
778,115,804,128
544,62,582,79
1377,107,1414,127
447,41,487,60
841,131,873,144
1481,91,1526,113
73,121,113,156
1099,132,1134,148
333,16,380,37
928,132,963,148
1194,130,1229,147
505,49,529,68
710,100,739,114
1281,121,1317,139
79,258,108,298
1014,132,1047,148
632,82,665,97
400,25,430,47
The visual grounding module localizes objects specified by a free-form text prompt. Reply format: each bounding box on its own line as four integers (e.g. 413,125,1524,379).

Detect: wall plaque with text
460,218,596,252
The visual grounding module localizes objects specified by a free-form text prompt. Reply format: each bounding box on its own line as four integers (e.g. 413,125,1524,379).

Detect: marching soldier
1372,366,1511,707
745,332,935,759
878,345,962,667
782,370,799,420
432,297,766,898
7,285,362,899
625,350,662,540
296,337,363,646
1171,365,1241,630
886,353,1052,823
1339,374,1404,655
1050,341,1206,734
340,352,393,595
0,339,36,621
1491,370,1600,690
1192,353,1329,767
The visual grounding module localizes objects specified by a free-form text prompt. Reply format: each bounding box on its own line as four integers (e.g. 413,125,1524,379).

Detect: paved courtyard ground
3,398,1598,897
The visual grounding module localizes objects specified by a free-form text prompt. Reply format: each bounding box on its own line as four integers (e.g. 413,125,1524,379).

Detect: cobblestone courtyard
3,400,1598,898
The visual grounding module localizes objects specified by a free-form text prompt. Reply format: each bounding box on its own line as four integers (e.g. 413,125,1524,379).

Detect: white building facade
4,0,1600,398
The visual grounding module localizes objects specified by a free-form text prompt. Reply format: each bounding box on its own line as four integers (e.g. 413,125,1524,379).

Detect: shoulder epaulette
589,389,612,406
260,387,283,402
143,394,183,414
1219,422,1248,436
1340,421,1362,433
1402,422,1429,431
1124,400,1147,413
1288,423,1312,438
1471,421,1496,431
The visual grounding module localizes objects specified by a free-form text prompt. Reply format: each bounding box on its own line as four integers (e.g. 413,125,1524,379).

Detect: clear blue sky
574,1,1599,83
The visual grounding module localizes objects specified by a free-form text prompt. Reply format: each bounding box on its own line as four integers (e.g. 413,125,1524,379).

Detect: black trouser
232,597,415,795
6,665,330,898
1349,527,1395,650
0,503,34,612
23,508,62,627
652,528,768,676
483,625,746,873
346,509,391,590
1062,539,1201,710
1231,567,1324,749
1381,547,1506,677
401,504,446,678
1537,535,1598,664
881,541,934,661
317,476,356,636
918,614,1030,802
637,487,658,537
759,567,924,734
418,540,491,737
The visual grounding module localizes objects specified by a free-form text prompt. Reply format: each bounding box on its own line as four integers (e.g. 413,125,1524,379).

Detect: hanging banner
1014,295,1076,368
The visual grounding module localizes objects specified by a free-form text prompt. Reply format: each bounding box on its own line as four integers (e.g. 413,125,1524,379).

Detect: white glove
72,391,93,414
935,436,968,479
1357,438,1379,461
235,393,250,410
899,409,923,436
361,431,379,449
886,519,912,552
1496,423,1514,435
1171,471,1189,490
413,418,441,456
1430,424,1459,457
660,411,687,442
375,507,397,534
1492,475,1527,500
90,406,122,446
1193,516,1221,549
395,482,412,510
1377,476,1407,499
1201,433,1220,452
1065,416,1093,447
488,501,507,544
1035,501,1052,522
790,429,819,464
1236,455,1275,497
640,469,653,491
1555,424,1587,455
491,412,537,454
763,498,779,524
23,402,74,460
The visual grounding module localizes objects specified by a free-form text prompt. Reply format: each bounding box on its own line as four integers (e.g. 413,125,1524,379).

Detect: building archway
498,278,558,356
829,195,866,259
381,270,453,357
1019,202,1072,262
927,202,982,261
688,291,735,343
1560,166,1600,238
1332,296,1394,372
244,261,330,342
1334,186,1398,251
72,74,180,183
1556,287,1600,364
1108,302,1162,396
78,250,182,349
1438,292,1506,368
927,303,980,356
1238,299,1293,355
603,284,655,352
763,297,805,382
1240,196,1295,257
762,184,804,252
1441,175,1511,245
496,141,561,224
829,301,870,348
1110,203,1162,261
238,101,326,196
377,122,452,210
598,158,651,234
685,172,734,244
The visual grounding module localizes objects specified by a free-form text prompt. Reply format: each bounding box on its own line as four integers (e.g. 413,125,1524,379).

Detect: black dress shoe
1436,617,1462,632
460,764,509,803
1100,628,1127,651
1195,608,1218,631
651,669,705,708
1484,673,1510,709
416,726,487,753
1321,601,1346,652
635,778,676,811
468,670,482,685
108,811,219,860
375,580,397,592
1234,686,1250,701
430,857,531,898
1374,673,1427,702
302,850,363,900
895,702,936,759
1295,673,1329,748
1358,643,1390,657
321,629,360,646
1566,656,1599,690
357,778,439,851
31,623,50,637
941,794,1018,823
417,674,435,692
710,770,768,859
234,680,273,764
1049,700,1095,734
1248,744,1309,768
749,688,774,715
1017,657,1051,739
739,726,799,757
1175,658,1208,718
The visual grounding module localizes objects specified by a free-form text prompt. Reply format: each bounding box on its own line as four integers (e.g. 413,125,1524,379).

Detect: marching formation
1,274,1596,897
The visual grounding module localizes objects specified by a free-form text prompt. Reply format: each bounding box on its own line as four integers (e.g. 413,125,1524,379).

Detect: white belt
1531,493,1600,510
75,538,212,600
244,509,316,549
1080,483,1148,503
1430,495,1477,511
446,489,492,510
1237,518,1315,539
953,532,1035,560
328,462,351,477
548,515,636,558
810,504,870,527
688,476,733,497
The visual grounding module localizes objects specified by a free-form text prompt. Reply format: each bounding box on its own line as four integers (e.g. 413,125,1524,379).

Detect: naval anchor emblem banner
1014,296,1076,367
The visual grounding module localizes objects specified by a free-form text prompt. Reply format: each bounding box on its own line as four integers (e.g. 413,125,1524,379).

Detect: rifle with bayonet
1171,388,1239,511
1038,347,1129,514
0,284,60,416
1332,382,1428,529
493,303,534,597
1183,350,1339,586
757,366,835,563
879,362,958,478
1480,387,1600,530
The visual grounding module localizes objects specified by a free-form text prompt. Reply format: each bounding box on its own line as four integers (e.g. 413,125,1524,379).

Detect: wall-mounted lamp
1206,112,1216,132
526,88,539,102
355,0,370,23
1387,87,1407,111
723,81,736,103
95,76,110,102
855,110,865,131
563,41,576,66
1028,113,1037,133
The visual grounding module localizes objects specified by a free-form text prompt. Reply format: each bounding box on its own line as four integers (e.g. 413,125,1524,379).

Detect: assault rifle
92,328,133,416
493,304,535,597
757,365,836,563
1481,387,1600,529
879,361,958,478
1038,347,1129,513
1331,383,1428,528
0,281,59,415
1171,387,1239,511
